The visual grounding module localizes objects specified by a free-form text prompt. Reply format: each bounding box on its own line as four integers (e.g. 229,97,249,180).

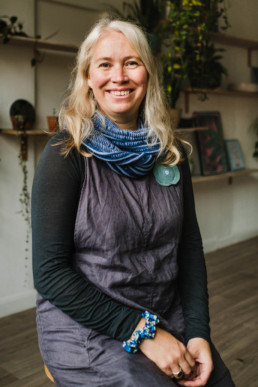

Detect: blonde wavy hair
59,18,182,165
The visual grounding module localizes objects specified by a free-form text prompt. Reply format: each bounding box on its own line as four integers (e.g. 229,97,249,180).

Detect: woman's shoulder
38,130,85,181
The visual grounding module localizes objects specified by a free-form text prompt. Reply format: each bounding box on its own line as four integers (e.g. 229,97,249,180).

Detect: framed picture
225,139,245,171
193,111,229,176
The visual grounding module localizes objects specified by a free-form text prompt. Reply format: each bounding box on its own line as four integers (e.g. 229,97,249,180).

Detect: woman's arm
178,154,210,343
32,132,141,341
176,152,213,386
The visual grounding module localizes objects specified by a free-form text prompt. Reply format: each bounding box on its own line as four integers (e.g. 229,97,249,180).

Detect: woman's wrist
122,311,159,353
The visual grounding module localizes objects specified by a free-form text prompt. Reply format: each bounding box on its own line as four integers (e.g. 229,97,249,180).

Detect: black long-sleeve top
32,131,210,343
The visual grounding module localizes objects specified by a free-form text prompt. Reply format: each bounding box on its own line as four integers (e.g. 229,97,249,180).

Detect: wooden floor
0,237,257,386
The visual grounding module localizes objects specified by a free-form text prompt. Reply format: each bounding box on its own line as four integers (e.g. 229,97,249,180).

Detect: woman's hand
138,323,196,378
178,338,213,387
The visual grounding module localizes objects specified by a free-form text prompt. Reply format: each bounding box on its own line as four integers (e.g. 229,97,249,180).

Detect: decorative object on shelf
10,99,35,131
225,139,245,171
193,111,228,176
161,0,230,109
47,108,59,132
106,0,165,55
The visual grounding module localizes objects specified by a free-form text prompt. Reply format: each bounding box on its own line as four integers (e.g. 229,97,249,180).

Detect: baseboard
203,231,258,254
0,289,37,318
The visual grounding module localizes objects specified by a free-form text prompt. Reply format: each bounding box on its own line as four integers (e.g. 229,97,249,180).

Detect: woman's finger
185,351,196,369
171,367,184,380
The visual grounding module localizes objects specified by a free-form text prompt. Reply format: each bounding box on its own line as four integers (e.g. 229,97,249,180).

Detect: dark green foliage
161,0,230,108
185,40,228,89
0,15,28,43
106,0,165,33
18,153,31,266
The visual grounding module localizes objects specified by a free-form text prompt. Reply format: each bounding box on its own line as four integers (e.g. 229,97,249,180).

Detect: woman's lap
37,303,234,386
43,333,235,387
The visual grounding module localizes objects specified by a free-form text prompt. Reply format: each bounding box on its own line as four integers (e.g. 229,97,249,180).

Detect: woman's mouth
109,90,133,96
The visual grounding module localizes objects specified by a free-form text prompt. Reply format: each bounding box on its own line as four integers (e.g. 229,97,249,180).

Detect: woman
32,19,234,386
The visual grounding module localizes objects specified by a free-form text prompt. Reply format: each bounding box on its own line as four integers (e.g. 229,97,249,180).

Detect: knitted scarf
82,114,160,178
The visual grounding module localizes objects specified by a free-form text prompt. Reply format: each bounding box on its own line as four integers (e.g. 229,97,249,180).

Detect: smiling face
88,30,148,130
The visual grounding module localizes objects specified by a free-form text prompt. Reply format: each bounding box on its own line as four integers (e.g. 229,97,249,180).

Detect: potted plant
47,108,59,132
160,0,230,121
0,15,28,43
185,39,228,90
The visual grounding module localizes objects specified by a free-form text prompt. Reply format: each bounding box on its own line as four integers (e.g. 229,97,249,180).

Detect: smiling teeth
110,90,130,96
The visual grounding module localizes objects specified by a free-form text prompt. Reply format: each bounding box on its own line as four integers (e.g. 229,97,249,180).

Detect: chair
44,364,55,383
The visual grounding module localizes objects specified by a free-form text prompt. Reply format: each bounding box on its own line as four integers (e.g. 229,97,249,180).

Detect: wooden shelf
208,32,258,50
0,34,78,53
175,126,209,133
0,129,55,135
208,32,258,66
192,169,258,184
183,88,258,112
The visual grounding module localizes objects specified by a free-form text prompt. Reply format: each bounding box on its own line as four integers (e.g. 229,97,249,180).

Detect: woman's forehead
92,30,138,56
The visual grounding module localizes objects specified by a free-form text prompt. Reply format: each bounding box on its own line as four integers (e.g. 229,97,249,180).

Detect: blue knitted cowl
82,114,160,178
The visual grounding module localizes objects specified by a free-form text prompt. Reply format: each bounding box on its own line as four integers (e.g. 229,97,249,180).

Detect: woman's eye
99,63,110,68
126,61,138,67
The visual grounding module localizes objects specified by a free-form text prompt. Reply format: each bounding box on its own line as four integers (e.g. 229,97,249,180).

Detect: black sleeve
32,132,142,341
178,152,211,343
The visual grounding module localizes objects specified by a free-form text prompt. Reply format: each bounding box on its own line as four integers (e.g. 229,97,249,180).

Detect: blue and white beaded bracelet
122,311,160,354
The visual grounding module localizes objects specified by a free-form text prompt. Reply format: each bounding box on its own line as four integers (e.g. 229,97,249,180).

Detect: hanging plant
18,145,31,285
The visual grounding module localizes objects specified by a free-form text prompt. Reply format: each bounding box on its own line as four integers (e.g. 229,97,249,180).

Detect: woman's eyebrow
94,56,142,62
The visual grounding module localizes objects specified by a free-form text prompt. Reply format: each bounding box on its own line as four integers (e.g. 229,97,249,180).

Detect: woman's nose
111,65,128,83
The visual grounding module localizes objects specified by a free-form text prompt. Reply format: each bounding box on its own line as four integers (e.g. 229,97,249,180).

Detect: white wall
0,0,107,318
0,0,258,318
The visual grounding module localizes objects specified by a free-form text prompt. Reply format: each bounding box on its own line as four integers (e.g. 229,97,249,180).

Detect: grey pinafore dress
36,157,232,386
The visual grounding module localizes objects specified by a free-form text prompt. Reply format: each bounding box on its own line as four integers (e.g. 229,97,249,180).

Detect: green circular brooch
153,163,180,186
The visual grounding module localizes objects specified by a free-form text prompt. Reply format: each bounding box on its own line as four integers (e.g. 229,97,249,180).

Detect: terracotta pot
47,116,59,132
170,108,182,129
11,115,32,131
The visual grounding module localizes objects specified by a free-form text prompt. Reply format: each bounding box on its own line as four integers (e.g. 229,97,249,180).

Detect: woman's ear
88,78,92,89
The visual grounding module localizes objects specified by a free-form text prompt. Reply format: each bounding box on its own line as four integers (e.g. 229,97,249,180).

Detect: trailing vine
18,148,31,286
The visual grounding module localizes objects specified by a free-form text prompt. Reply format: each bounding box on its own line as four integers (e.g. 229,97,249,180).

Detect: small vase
170,108,182,129
47,116,59,132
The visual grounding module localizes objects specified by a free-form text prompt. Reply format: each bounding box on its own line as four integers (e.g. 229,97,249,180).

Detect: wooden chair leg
44,364,55,383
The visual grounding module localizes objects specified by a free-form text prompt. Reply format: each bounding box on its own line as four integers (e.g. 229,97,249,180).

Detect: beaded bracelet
122,311,160,353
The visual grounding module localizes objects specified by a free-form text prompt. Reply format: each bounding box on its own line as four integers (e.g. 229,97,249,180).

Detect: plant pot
170,108,181,129
11,115,32,131
47,116,59,132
